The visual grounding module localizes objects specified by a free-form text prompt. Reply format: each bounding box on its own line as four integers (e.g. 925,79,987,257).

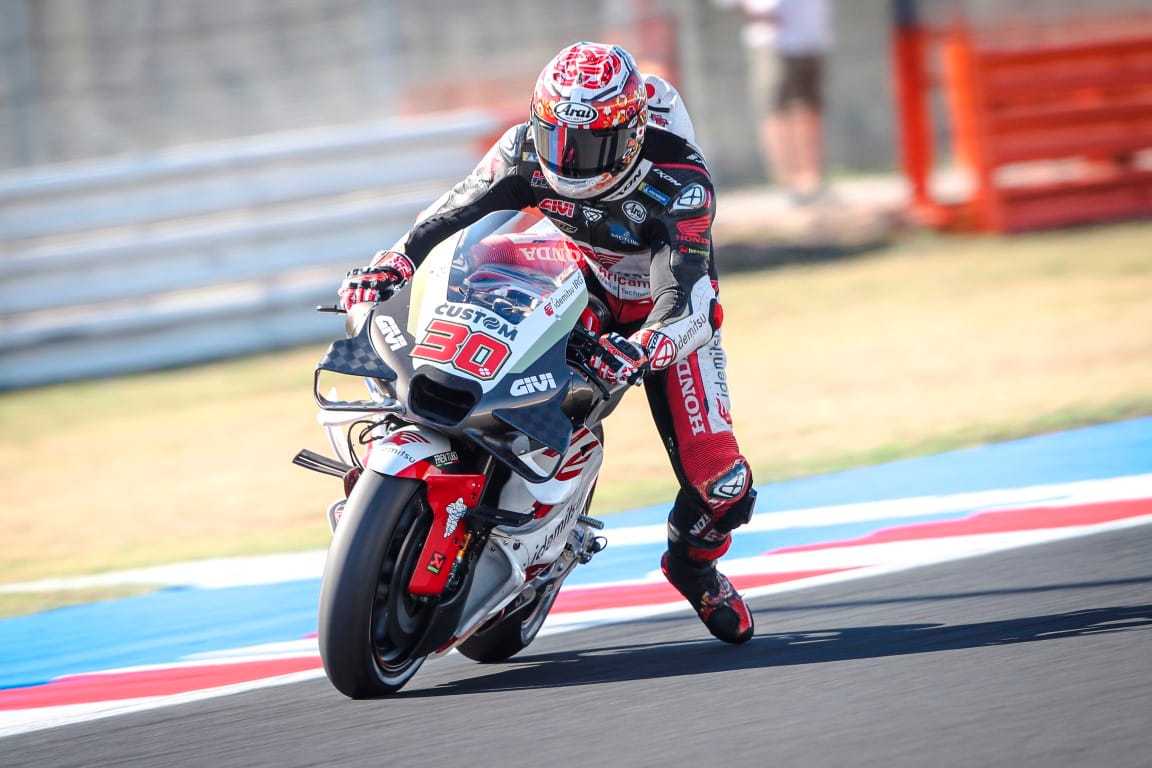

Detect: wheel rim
369,505,435,681
518,587,560,645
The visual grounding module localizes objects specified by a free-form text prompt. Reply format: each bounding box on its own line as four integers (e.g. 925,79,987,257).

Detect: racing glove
337,250,415,310
628,328,677,372
589,332,649,386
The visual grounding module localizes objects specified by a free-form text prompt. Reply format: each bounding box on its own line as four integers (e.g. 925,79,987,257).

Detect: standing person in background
717,0,833,204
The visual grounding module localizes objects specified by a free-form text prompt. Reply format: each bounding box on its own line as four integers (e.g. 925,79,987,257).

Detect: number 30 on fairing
411,319,512,380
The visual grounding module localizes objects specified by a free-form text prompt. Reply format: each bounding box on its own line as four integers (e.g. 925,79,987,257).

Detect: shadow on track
402,602,1152,697
748,577,1152,614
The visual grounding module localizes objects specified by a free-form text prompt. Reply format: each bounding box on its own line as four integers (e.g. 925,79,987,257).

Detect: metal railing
0,112,503,390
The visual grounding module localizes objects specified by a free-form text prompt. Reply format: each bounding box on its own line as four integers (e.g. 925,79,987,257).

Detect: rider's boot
661,537,754,644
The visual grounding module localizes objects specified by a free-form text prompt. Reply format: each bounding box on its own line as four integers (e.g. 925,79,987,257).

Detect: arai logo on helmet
554,101,598,125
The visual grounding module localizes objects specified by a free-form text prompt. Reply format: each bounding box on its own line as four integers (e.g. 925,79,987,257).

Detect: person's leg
644,330,756,643
762,110,795,191
786,55,827,201
748,44,791,187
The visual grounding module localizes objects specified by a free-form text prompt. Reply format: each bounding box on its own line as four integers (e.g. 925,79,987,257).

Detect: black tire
317,471,435,698
458,471,600,664
457,582,561,663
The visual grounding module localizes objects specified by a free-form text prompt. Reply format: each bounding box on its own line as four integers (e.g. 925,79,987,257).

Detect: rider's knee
707,459,756,534
667,458,756,560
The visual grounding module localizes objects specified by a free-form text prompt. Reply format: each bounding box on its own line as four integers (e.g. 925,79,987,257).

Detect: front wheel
317,471,435,697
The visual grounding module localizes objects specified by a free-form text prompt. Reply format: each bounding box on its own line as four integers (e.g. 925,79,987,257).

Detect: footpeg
468,504,535,528
293,449,354,478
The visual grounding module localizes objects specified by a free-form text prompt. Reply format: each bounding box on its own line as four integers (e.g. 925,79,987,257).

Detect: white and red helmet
530,42,648,200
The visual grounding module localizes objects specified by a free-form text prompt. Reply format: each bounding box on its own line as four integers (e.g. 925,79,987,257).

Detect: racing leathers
359,121,757,641
345,117,755,640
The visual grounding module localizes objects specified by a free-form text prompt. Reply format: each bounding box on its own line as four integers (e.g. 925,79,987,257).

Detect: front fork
298,415,609,608
407,472,487,597
298,410,496,598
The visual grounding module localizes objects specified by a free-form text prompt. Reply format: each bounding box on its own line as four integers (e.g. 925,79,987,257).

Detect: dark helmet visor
532,115,633,180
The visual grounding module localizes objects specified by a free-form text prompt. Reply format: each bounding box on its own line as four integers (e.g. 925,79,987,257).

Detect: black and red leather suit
396,122,756,563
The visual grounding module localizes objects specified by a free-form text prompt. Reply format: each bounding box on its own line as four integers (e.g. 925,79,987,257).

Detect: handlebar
566,324,645,400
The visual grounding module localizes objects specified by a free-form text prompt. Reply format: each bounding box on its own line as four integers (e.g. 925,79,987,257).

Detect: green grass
3,219,1151,617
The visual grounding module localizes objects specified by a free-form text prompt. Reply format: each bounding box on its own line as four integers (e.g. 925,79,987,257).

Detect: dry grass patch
594,222,1152,510
0,585,160,619
2,221,1151,590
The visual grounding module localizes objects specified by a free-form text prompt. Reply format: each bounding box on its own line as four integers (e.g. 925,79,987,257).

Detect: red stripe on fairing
0,657,322,711
771,498,1152,555
552,568,857,613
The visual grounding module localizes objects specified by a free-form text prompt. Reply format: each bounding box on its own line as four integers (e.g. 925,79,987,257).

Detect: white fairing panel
494,427,603,567
447,428,604,640
365,427,454,475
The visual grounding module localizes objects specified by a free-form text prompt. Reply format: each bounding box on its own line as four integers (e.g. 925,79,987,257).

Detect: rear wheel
457,586,560,663
317,471,436,697
459,470,600,663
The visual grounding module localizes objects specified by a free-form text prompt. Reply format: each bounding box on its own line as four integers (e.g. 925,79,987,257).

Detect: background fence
0,112,501,388
2,0,1149,389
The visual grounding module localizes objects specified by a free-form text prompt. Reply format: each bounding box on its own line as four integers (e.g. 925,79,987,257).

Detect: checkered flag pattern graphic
494,400,573,454
318,332,394,379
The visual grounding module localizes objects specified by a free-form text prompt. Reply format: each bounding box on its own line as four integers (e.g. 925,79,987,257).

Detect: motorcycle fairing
448,446,603,644
497,426,603,508
462,334,594,482
313,317,399,411
403,221,589,396
492,385,573,455
364,213,597,481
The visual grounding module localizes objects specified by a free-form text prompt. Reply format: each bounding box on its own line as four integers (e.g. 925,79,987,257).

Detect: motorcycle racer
339,42,756,644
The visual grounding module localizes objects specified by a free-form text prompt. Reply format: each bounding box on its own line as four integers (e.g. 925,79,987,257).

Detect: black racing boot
661,550,754,644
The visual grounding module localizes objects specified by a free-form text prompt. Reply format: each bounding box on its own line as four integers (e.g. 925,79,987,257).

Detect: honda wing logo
675,215,711,245
374,315,407,351
510,372,558,396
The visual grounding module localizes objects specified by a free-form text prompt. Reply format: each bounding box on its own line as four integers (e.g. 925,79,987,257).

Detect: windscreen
445,223,585,325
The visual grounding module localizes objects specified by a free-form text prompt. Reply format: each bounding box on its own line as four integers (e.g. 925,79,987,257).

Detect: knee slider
707,459,755,534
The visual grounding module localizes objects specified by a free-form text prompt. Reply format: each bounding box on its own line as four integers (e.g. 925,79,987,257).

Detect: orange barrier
895,9,1152,233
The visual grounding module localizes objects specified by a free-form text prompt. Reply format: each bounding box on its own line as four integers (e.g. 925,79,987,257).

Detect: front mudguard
359,426,488,598
332,463,487,663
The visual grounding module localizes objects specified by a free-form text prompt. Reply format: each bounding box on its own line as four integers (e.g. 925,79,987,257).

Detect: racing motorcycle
293,210,632,698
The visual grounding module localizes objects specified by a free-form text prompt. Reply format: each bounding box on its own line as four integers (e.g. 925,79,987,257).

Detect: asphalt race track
2,522,1148,768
